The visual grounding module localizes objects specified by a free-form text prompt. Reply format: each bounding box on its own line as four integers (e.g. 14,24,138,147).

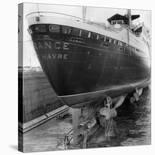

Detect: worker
98,96,125,138
99,96,117,120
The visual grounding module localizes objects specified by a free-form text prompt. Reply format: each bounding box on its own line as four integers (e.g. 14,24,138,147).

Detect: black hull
29,24,150,107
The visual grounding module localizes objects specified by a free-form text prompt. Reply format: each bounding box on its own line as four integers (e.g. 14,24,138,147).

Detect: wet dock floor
23,114,72,152
23,88,151,152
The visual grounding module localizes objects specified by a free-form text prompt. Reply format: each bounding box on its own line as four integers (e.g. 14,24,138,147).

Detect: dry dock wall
19,70,63,123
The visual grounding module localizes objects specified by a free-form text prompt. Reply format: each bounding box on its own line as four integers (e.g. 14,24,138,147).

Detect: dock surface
23,88,151,152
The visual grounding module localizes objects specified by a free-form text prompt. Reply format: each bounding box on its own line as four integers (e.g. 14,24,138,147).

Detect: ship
27,7,151,108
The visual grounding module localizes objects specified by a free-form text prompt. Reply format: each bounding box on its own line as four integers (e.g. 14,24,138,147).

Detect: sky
19,3,151,67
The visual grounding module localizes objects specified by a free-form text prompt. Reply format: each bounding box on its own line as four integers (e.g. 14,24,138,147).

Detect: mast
127,9,131,45
128,9,131,29
82,6,87,22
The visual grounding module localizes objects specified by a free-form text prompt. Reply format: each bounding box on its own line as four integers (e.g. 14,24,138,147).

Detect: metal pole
82,6,87,22
71,108,81,145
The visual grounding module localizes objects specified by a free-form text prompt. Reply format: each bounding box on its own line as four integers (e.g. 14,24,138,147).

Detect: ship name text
34,41,69,60
34,41,69,50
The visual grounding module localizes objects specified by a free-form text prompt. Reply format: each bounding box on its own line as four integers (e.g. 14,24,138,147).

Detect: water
88,87,151,148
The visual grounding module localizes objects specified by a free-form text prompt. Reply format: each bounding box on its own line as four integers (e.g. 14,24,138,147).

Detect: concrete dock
19,69,151,152
22,88,151,152
19,70,63,123
23,114,72,152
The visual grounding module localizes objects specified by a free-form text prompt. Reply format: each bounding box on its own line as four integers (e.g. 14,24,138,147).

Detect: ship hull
29,23,150,107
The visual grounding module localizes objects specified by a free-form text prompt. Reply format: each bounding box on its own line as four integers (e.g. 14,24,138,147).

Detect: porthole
119,41,123,46
62,26,71,34
49,24,60,33
113,40,116,44
96,34,99,40
88,32,91,38
79,30,82,37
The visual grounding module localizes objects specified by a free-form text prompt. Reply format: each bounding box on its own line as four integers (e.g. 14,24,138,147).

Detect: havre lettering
51,54,68,60
42,53,68,60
